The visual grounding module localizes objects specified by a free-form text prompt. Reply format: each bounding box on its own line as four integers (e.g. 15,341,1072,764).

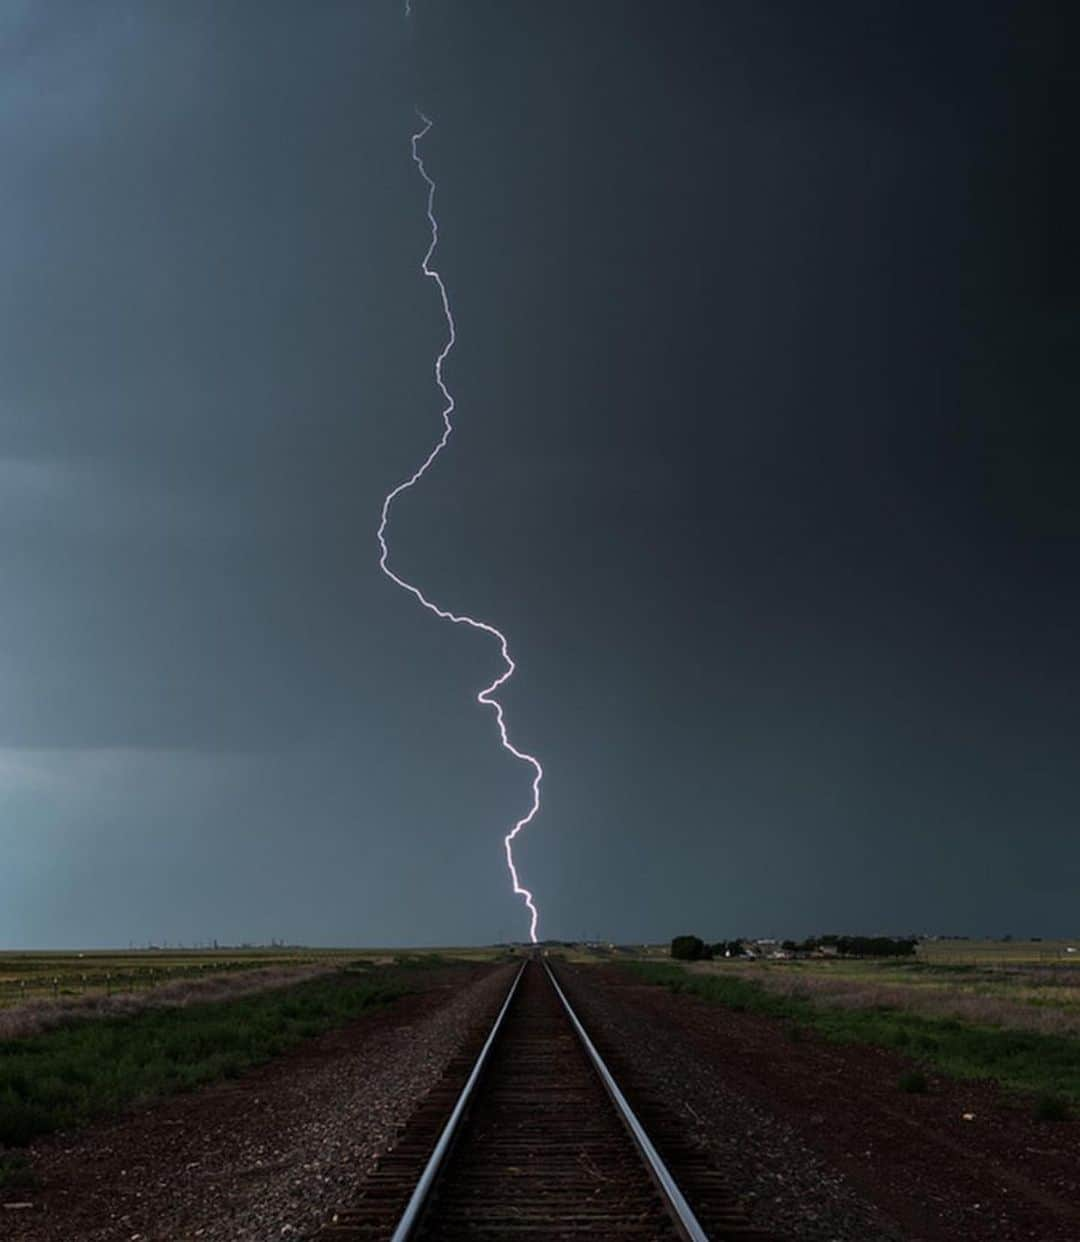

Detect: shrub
671,935,709,961
898,1071,929,1093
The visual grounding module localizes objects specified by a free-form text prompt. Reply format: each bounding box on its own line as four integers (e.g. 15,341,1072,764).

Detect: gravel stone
5,963,514,1242
556,962,1080,1242
556,963,903,1241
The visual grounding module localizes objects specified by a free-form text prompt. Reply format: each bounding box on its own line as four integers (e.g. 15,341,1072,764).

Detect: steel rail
388,959,526,1242
543,959,711,1242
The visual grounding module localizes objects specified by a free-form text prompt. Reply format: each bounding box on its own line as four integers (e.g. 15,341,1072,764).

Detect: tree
710,939,746,958
671,935,708,961
835,935,918,958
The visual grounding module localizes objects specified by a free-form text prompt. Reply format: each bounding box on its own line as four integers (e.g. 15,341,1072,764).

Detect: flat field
916,937,1080,965
572,959,1080,1242
692,949,1080,1035
0,950,502,1151
0,945,500,1009
0,949,337,1010
639,950,1080,1106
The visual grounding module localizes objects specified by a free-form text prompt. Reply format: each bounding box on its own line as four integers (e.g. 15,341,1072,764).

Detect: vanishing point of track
321,958,776,1240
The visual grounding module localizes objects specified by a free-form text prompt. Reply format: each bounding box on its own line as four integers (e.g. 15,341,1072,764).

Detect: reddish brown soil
9,960,1078,1241
563,964,1080,1242
2,963,505,1241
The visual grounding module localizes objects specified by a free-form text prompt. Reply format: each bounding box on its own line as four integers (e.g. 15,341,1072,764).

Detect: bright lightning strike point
377,111,543,944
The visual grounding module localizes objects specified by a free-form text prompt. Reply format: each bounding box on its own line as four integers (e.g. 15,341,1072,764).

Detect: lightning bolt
376,111,542,944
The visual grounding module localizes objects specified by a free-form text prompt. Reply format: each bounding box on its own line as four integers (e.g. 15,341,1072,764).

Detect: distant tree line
788,935,917,957
671,934,917,960
671,936,749,960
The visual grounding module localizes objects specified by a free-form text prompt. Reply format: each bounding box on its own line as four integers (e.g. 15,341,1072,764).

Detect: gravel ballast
555,961,1080,1242
5,962,515,1242
555,961,905,1242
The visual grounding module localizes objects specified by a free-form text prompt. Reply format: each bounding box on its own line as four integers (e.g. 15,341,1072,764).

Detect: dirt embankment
3,961,514,1241
557,962,1080,1242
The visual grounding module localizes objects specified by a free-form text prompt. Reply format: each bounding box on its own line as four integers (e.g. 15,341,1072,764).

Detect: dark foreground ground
557,962,1080,1242
3,962,511,1241
5,958,1079,1241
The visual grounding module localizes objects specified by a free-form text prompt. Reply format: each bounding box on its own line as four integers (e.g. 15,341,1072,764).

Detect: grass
0,963,436,1147
898,1070,929,1093
917,939,1079,966
0,963,348,1042
0,945,504,1011
0,1151,37,1190
683,954,1080,1039
0,950,339,1011
1034,1093,1071,1122
625,962,1080,1106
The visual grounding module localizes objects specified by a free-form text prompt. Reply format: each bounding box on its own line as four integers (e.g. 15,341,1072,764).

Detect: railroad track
322,957,775,1240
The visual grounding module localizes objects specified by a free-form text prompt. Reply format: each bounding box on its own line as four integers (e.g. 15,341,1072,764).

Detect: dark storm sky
2,1,1076,948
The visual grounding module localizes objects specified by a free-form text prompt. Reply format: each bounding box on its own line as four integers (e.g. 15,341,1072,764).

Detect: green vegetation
671,936,752,960
0,949,338,1010
677,951,1080,1039
0,1150,37,1190
670,935,709,961
797,935,917,957
712,939,750,958
626,962,1080,1106
0,945,503,1010
898,1070,929,1093
0,964,422,1147
639,963,788,1013
918,938,1080,966
1034,1093,1070,1122
670,933,917,961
